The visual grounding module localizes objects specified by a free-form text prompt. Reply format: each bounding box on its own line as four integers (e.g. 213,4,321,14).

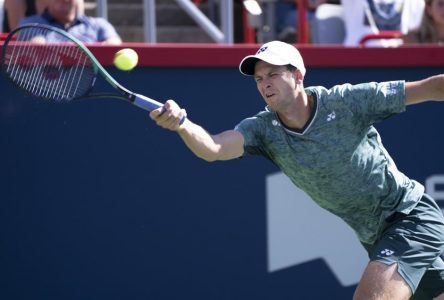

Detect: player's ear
294,69,304,84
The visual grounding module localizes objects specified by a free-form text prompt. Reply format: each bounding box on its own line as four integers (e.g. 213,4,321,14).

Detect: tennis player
150,41,444,300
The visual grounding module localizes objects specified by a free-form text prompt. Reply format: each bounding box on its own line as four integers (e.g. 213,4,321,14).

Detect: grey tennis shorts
361,194,444,299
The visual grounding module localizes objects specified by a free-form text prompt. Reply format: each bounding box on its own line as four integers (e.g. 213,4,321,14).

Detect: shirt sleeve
234,115,266,156
333,80,406,125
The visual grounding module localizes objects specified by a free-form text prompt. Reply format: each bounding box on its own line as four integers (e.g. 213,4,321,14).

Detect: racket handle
133,93,186,125
133,93,163,111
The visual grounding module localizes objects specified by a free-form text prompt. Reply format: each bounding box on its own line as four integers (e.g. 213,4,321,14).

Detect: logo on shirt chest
326,111,336,122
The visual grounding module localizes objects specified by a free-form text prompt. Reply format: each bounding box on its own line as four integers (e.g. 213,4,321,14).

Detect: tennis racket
2,23,181,119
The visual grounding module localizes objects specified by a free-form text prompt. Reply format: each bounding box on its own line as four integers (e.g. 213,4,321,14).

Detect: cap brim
239,56,260,76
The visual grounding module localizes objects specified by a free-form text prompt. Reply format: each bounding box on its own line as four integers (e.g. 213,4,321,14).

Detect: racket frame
2,23,163,111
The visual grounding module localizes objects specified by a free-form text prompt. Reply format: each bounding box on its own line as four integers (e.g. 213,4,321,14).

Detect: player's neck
277,93,313,130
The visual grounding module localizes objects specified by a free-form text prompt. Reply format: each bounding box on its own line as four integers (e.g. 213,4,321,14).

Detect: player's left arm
405,74,444,105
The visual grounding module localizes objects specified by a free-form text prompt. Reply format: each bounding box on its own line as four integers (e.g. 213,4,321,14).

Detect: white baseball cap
239,41,306,76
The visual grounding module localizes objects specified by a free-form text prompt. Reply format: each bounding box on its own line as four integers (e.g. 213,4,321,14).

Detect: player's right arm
149,100,245,162
178,121,244,161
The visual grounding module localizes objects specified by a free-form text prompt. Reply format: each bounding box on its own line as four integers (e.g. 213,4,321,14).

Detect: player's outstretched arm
405,74,444,105
150,100,245,162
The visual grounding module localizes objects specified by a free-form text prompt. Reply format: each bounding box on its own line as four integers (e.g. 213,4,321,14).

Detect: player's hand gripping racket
2,23,184,123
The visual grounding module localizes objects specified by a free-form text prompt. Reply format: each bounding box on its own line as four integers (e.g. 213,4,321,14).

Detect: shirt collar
267,92,318,135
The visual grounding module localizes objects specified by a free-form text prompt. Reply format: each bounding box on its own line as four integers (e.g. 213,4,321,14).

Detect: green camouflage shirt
235,81,424,244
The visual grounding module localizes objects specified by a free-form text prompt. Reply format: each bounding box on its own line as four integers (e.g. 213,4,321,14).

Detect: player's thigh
359,195,444,298
414,256,444,299
354,261,411,300
435,294,444,300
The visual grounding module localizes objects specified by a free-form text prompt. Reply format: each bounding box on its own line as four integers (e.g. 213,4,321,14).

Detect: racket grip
133,94,163,111
133,93,186,125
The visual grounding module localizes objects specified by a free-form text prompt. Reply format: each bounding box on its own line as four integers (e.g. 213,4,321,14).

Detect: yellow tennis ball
113,48,138,71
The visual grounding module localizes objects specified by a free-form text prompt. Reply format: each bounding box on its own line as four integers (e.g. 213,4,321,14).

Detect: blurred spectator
19,0,120,44
311,2,345,44
4,0,46,32
403,0,444,43
276,0,340,43
3,0,83,32
341,0,425,46
0,0,4,32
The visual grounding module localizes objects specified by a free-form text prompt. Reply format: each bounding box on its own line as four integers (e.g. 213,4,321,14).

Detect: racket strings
3,26,96,102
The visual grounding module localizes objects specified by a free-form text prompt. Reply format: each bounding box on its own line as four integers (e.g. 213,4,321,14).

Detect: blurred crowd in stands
1,0,120,44
0,0,443,46
263,0,444,46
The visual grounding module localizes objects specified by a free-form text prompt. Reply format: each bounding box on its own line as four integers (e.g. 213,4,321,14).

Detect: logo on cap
256,46,268,55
